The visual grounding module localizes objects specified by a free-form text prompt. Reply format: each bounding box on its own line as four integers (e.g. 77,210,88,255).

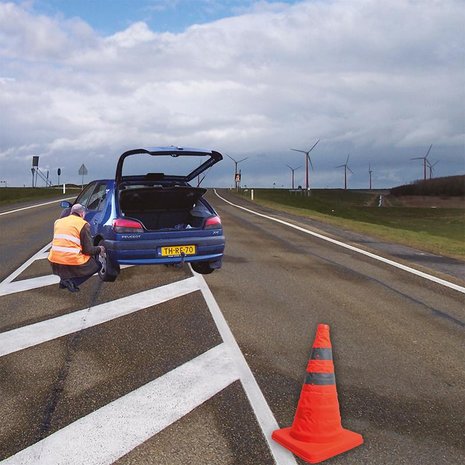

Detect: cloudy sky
0,0,464,189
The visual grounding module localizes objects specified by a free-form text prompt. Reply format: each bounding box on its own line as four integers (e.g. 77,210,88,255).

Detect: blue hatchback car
61,147,225,281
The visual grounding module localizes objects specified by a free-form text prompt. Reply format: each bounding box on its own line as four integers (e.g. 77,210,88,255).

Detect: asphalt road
0,191,464,465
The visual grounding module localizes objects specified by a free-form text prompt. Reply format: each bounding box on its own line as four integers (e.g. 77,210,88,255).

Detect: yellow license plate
161,245,196,257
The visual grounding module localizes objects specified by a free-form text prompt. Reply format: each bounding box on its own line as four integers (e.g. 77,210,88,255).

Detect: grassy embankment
237,188,465,259
0,187,80,206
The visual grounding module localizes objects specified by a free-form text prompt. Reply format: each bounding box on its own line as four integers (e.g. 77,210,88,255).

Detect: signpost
78,164,88,188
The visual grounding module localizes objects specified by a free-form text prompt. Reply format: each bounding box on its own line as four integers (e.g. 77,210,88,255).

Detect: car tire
191,261,215,275
97,240,119,282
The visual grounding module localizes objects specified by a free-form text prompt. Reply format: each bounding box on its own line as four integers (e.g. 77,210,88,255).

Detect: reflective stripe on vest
51,245,82,254
48,214,91,266
53,233,81,245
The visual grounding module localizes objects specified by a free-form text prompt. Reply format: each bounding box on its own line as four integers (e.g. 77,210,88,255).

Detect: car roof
115,146,223,184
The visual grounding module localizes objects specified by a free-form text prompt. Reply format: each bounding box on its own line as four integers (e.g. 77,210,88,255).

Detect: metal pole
305,156,308,191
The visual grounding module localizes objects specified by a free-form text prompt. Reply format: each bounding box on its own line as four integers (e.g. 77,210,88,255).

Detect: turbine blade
425,144,433,158
307,155,314,170
308,139,320,153
290,148,306,154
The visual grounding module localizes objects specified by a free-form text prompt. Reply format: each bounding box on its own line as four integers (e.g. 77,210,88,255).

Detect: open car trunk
119,185,212,231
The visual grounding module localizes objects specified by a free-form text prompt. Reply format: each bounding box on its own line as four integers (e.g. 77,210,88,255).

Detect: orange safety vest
48,214,91,266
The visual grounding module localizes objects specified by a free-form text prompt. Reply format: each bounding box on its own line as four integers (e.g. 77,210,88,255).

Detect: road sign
78,164,88,176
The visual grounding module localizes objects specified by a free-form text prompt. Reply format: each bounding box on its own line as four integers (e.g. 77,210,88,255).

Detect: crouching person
48,203,105,292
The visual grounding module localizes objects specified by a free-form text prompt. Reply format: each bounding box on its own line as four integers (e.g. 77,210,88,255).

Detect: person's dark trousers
71,259,102,287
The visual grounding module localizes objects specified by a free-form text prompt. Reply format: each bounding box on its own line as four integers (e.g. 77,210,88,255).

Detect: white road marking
0,197,75,216
0,244,134,296
1,243,52,285
193,270,298,465
35,252,50,260
215,190,465,295
0,277,200,357
1,243,292,465
0,275,60,296
1,344,239,465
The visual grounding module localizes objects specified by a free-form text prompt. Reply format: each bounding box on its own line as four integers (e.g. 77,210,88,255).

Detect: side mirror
60,201,72,209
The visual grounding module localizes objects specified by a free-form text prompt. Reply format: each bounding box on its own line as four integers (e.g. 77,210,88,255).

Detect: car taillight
113,218,144,233
204,215,222,229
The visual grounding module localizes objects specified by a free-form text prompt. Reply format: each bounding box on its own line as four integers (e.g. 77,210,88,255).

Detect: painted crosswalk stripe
193,271,298,465
0,274,60,296
0,243,52,287
0,344,239,465
0,277,200,357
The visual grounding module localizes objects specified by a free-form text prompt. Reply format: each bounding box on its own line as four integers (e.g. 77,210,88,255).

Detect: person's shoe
61,279,79,293
59,281,66,289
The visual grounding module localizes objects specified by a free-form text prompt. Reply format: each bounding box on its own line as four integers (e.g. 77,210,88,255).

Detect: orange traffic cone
272,324,363,464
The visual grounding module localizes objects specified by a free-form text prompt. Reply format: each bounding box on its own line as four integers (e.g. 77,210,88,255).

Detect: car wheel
191,261,215,275
97,240,119,282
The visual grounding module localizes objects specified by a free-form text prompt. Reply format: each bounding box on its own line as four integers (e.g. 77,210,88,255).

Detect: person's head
70,203,86,218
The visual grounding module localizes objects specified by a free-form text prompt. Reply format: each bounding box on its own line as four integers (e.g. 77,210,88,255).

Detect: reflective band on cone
272,324,364,464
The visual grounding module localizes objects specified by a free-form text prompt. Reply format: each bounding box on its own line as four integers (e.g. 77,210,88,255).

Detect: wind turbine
290,139,320,192
286,164,301,190
336,154,353,190
368,163,373,190
427,160,439,179
226,154,248,190
411,144,432,181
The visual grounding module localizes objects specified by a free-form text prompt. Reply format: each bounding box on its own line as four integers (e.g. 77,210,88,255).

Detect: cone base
272,427,363,464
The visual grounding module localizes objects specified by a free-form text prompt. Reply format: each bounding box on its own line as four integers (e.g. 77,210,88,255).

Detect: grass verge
237,189,465,259
0,187,79,206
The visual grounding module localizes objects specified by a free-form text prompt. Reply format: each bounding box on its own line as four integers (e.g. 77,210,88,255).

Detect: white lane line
0,197,76,217
215,190,465,295
1,243,52,286
0,277,200,357
0,343,239,465
192,270,298,465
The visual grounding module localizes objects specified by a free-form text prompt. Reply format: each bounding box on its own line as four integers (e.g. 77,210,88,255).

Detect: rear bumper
103,235,225,266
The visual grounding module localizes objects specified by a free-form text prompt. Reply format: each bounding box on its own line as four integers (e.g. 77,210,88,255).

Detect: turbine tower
368,163,373,190
411,144,432,181
286,164,301,190
336,154,353,190
427,160,439,179
226,154,248,191
290,139,319,192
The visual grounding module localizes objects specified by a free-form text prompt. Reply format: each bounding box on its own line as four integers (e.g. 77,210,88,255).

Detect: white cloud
0,0,463,188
